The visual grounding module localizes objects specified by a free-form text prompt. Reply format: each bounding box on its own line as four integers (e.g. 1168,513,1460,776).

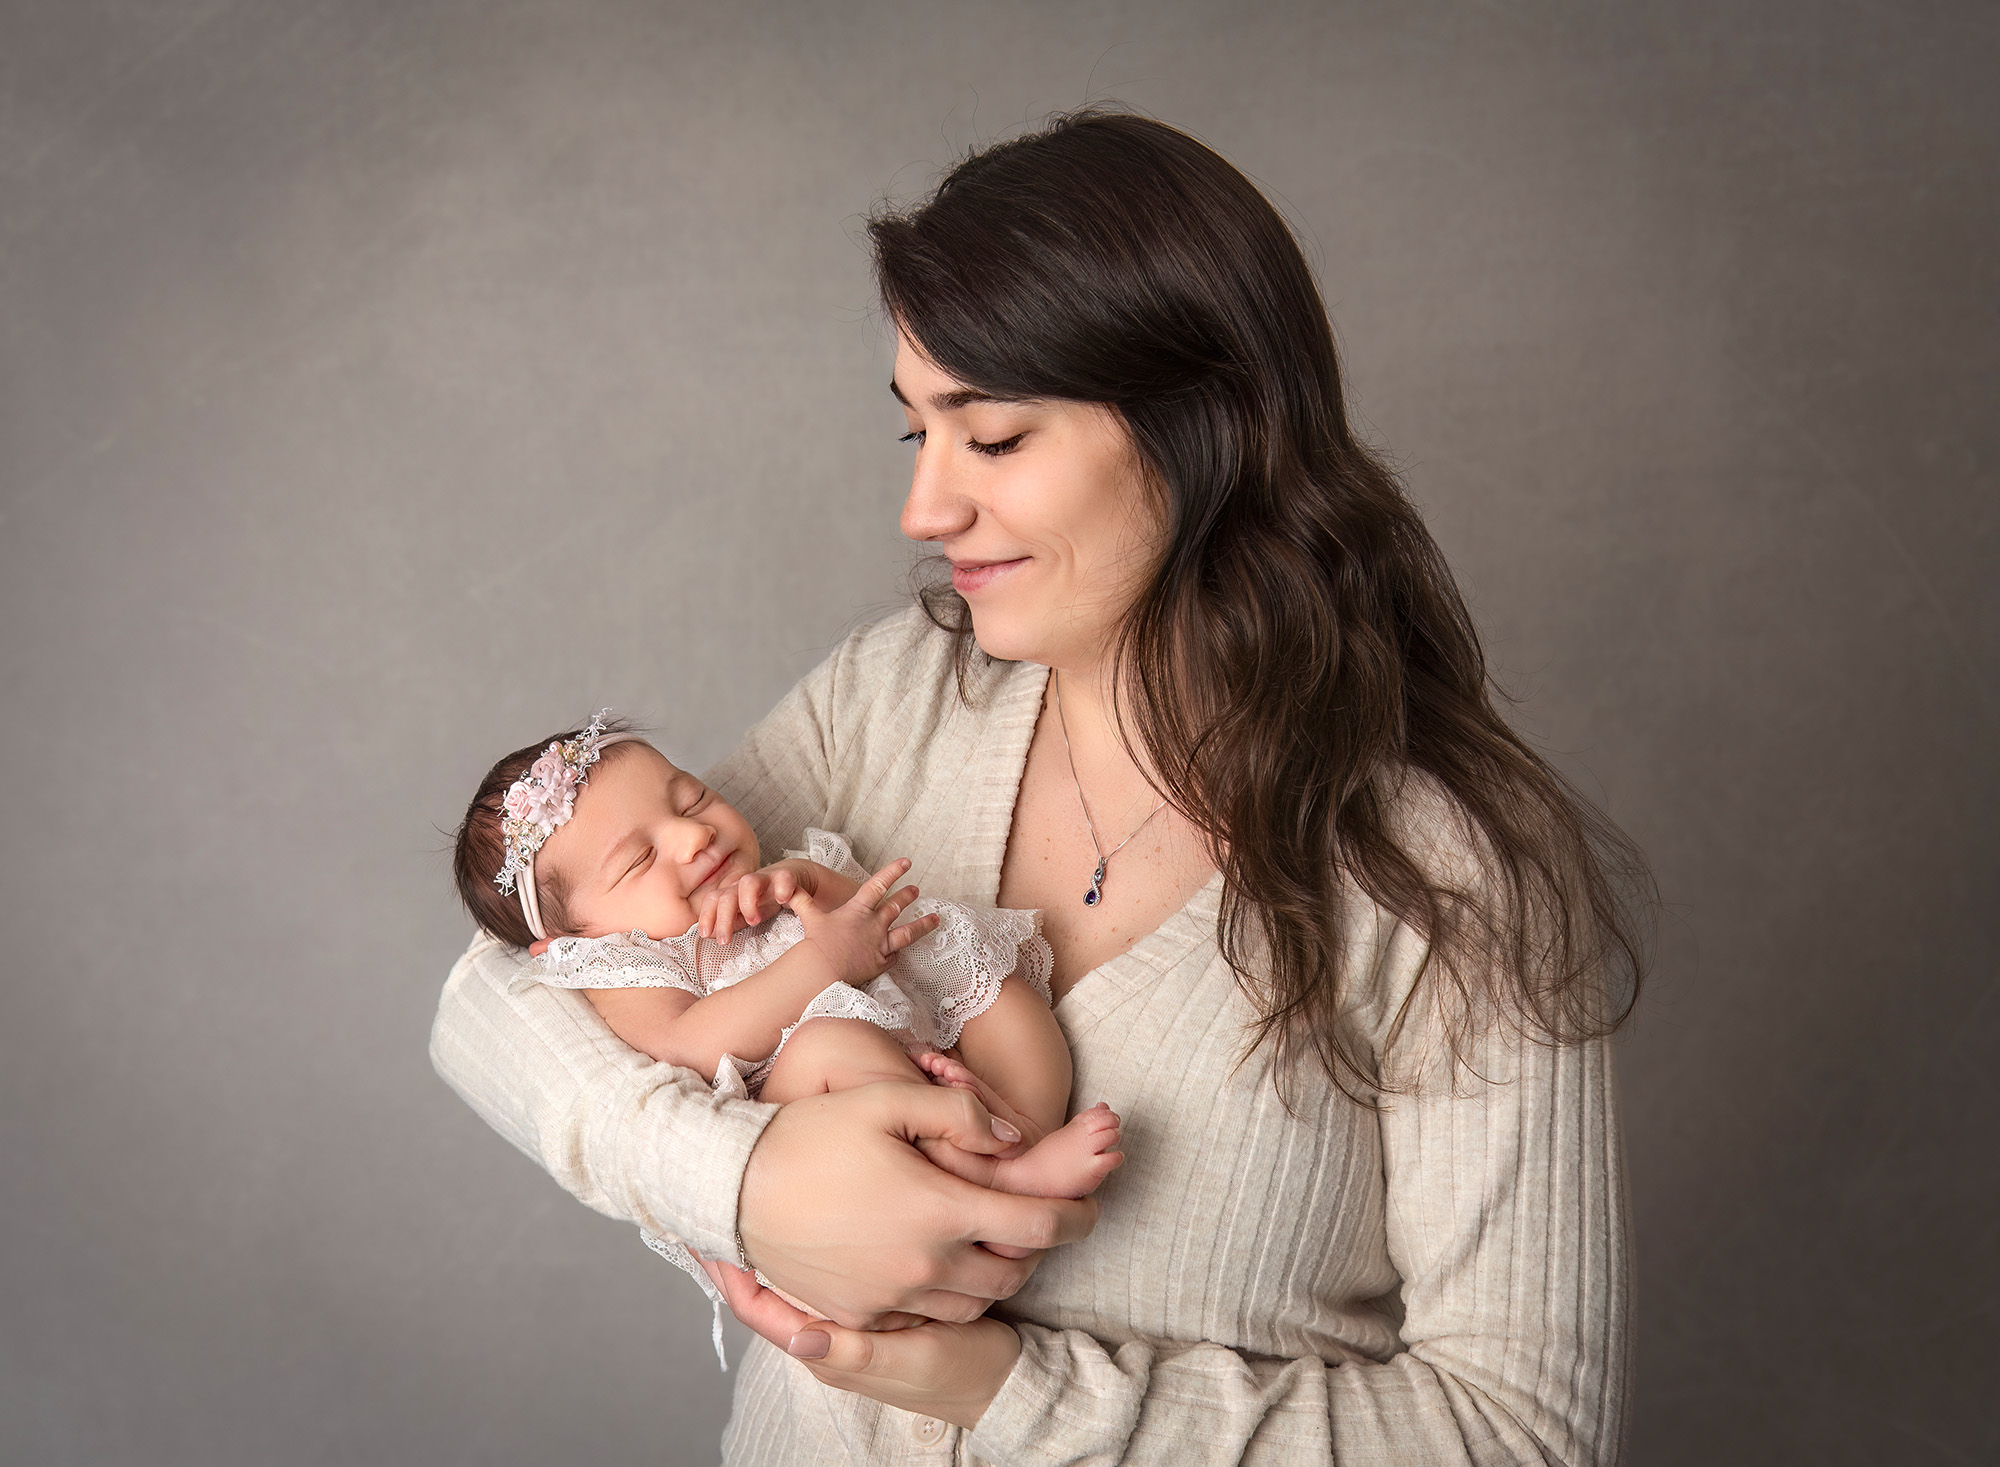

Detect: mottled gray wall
3,3,1992,1464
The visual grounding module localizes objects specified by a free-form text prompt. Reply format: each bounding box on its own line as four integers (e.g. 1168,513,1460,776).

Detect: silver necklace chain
1052,673,1168,908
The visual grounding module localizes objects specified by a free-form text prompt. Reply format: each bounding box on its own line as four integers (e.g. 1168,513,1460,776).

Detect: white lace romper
507,829,1054,1365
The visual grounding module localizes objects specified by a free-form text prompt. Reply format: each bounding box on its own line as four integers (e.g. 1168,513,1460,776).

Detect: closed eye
899,429,1024,456
619,847,654,883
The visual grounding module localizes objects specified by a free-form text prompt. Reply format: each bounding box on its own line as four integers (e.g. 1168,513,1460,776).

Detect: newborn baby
450,713,1121,1359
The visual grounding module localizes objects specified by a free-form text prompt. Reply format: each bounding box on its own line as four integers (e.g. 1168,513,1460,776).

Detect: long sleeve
967,942,1632,1467
427,626,874,1259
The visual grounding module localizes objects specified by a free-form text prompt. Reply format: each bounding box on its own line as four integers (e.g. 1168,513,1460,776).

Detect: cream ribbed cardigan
430,608,1630,1466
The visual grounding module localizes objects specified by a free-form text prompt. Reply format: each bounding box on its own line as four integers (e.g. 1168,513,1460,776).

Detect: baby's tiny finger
861,858,912,906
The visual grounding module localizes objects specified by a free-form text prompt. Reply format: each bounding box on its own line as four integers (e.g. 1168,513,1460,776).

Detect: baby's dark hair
452,717,642,946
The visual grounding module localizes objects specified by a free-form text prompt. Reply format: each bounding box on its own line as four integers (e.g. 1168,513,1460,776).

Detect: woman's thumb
787,1320,884,1374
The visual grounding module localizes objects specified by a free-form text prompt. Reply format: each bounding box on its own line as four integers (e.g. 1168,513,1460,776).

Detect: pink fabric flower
521,765,580,827
502,783,536,822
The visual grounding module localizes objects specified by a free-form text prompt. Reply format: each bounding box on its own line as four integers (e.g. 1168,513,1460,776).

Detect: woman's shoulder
1329,768,1508,1060
821,602,987,695
1372,766,1495,887
812,602,1033,742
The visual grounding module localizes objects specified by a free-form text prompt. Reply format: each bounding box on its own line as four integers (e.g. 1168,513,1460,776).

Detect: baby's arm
586,858,934,1082
586,941,841,1078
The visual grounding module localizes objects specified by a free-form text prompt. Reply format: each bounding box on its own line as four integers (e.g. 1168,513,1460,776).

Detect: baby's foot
988,1102,1124,1200
916,1050,1043,1152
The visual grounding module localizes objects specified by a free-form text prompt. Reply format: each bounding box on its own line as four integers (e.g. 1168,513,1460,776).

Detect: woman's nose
899,442,976,544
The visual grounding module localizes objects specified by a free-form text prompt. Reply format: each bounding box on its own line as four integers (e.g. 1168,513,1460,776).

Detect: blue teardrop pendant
1083,859,1107,906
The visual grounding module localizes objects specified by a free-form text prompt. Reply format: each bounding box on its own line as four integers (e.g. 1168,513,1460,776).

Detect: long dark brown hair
871,110,1652,1095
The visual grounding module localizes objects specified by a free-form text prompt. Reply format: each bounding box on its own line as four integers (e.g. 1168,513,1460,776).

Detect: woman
432,110,1648,1464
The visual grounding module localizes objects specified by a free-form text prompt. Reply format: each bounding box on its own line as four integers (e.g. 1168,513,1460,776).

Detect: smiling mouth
686,849,734,894
950,557,1029,594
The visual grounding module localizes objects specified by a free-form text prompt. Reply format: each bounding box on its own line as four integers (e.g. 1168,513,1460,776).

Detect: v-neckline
966,658,1223,1015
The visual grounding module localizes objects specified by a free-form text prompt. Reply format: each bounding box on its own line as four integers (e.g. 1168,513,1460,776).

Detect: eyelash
898,430,1026,458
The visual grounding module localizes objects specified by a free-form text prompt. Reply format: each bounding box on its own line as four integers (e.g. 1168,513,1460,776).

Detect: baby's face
538,743,760,940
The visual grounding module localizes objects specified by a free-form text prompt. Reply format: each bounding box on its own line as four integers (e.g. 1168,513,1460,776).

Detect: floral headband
495,709,641,941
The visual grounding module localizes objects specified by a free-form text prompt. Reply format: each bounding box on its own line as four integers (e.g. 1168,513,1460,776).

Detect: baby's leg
759,1013,1120,1201
918,976,1122,1200
945,975,1073,1137
758,1017,925,1104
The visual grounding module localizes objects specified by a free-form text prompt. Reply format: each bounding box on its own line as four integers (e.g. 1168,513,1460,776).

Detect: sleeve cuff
967,1323,1146,1467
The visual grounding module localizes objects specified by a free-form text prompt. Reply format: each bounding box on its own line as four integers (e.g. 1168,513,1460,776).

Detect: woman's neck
1046,661,1165,827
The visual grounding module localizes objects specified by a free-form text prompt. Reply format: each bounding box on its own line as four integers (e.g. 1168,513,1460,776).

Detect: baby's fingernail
991,1118,1022,1143
787,1330,831,1360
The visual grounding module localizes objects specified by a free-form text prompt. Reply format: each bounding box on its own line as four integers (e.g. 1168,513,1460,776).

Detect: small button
911,1414,946,1445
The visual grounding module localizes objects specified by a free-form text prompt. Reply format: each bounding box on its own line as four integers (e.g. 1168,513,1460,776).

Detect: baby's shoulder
530,927,706,993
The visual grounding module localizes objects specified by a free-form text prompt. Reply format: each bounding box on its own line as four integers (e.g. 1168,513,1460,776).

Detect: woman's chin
964,607,1049,667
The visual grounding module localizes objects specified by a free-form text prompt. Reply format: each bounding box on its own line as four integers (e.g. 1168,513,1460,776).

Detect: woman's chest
1008,947,1402,1360
993,701,1217,997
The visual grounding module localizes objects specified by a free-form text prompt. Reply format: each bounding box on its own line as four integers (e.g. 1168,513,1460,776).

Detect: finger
883,912,940,955
875,884,921,923
856,858,913,909
869,1075,1023,1153
737,879,763,930
712,1260,817,1349
786,1318,884,1371
951,1189,1100,1255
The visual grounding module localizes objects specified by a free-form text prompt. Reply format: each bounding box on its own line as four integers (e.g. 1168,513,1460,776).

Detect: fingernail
991,1118,1022,1143
787,1330,831,1360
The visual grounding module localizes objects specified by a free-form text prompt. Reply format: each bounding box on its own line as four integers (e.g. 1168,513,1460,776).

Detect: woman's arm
775,994,1630,1465
430,939,771,1261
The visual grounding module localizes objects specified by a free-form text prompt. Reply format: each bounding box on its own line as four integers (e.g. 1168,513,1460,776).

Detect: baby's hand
792,857,940,986
700,858,858,941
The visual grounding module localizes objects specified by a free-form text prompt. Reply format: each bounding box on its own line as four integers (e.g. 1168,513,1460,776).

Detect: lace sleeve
891,900,1054,1050
516,928,707,995
788,827,871,883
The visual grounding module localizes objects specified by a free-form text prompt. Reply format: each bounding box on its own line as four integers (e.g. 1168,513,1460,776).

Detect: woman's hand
738,1080,1098,1327
695,1252,1020,1431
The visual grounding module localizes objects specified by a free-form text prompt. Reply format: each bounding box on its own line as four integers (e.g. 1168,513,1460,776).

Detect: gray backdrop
4,3,1993,1464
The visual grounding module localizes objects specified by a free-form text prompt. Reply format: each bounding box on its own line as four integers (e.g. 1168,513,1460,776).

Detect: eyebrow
888,379,1027,412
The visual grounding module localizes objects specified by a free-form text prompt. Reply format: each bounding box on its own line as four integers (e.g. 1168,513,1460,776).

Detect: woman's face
893,331,1163,671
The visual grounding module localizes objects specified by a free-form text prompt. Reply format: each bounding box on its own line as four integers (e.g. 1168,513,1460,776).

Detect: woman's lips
951,557,1029,594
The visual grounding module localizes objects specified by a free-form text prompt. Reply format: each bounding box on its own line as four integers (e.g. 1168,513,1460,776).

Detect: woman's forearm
429,935,775,1261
